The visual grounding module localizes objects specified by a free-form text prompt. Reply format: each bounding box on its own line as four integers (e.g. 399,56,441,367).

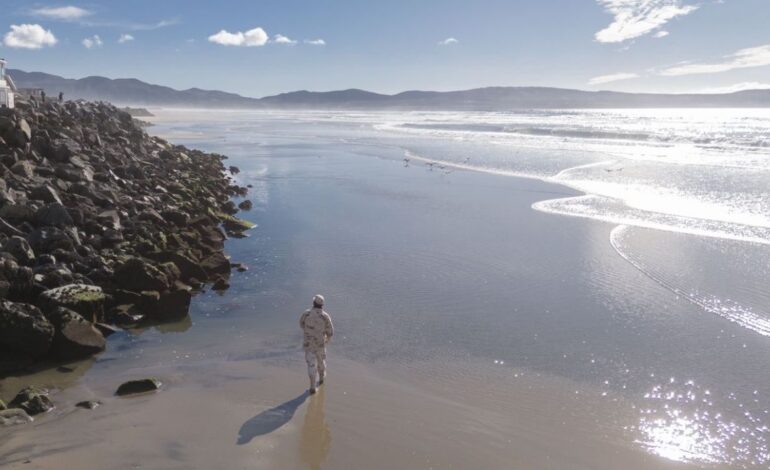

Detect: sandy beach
2,108,769,469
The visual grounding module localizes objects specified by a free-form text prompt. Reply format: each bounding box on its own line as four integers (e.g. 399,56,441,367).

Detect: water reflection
299,387,331,470
633,379,770,466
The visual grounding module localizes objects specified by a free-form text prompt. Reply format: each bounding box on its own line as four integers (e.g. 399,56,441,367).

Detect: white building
0,58,16,109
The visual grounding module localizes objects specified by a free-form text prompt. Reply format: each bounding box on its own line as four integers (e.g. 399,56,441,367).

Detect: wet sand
2,109,769,469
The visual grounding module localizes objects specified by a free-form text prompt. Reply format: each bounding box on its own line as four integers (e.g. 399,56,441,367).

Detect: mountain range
9,69,770,109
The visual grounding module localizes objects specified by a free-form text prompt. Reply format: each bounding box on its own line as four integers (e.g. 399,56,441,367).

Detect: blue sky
1,0,769,97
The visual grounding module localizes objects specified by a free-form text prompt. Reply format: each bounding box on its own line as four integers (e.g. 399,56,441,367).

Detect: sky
1,0,769,97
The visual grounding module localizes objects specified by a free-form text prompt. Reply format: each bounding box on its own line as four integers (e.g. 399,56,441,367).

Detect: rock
105,304,143,326
212,278,230,291
200,252,231,276
0,409,33,427
9,387,54,416
28,227,78,253
10,160,35,178
115,378,161,396
46,307,106,359
18,118,32,142
113,258,170,292
2,236,35,265
150,289,192,321
0,301,54,358
220,214,256,235
35,203,75,227
97,209,121,230
39,284,106,322
0,399,5,410
75,400,101,410
238,200,253,210
30,185,63,204
161,210,189,227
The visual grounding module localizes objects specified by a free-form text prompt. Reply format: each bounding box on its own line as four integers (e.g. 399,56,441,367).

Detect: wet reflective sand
2,109,769,469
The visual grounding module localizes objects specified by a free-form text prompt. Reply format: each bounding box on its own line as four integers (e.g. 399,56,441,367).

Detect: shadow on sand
237,391,310,445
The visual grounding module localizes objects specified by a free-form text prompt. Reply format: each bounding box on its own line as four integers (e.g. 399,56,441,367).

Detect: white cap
313,294,325,306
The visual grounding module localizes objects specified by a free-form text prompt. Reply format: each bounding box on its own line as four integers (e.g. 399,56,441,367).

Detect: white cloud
697,82,770,94
595,0,698,43
438,37,459,46
588,72,640,85
273,34,297,45
208,27,268,47
304,38,326,46
82,34,103,49
31,5,92,21
118,33,134,44
3,24,57,49
654,30,670,38
659,44,770,76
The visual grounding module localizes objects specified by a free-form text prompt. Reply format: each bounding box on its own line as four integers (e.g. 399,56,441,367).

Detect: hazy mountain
8,69,262,108
9,69,770,109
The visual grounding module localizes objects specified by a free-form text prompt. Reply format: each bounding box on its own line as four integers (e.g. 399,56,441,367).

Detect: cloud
653,30,670,38
588,72,640,85
595,0,698,43
304,38,326,46
31,5,92,21
3,24,57,49
659,44,770,76
273,34,297,45
697,82,770,94
118,33,134,44
82,34,103,49
438,37,459,46
208,27,268,47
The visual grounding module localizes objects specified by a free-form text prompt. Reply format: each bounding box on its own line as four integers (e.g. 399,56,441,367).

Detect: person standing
300,295,334,394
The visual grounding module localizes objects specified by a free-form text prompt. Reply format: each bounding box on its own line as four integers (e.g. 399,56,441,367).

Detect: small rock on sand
115,378,161,396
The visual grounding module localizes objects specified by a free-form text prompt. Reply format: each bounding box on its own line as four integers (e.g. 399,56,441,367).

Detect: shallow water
3,108,770,468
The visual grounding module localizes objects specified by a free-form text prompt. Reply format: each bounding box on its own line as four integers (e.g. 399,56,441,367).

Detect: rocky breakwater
0,98,253,402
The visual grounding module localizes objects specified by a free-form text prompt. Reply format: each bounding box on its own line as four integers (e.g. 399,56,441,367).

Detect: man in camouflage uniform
300,295,334,394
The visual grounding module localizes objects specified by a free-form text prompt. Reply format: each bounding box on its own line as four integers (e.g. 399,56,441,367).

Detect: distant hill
9,69,770,109
9,69,262,108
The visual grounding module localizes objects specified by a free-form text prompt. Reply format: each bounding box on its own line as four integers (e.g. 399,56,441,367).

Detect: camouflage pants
304,346,327,384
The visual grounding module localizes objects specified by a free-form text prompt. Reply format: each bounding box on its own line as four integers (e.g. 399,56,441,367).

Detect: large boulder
200,252,231,276
38,284,106,322
113,258,170,292
10,160,35,179
0,301,54,358
9,387,53,416
46,307,106,359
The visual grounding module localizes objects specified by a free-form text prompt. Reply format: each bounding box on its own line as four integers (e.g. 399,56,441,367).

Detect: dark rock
150,289,192,321
0,301,54,358
212,278,230,291
30,185,62,204
105,304,143,326
238,199,253,210
9,387,54,416
2,236,35,265
200,252,231,276
35,203,75,227
115,378,161,396
46,307,106,359
113,258,170,292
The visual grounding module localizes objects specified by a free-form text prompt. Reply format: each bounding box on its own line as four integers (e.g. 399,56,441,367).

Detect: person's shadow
237,391,309,445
